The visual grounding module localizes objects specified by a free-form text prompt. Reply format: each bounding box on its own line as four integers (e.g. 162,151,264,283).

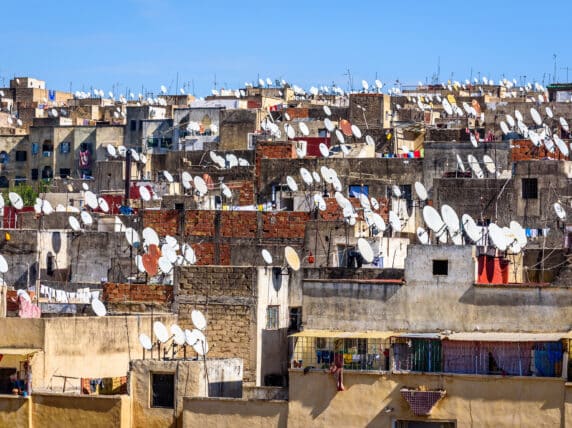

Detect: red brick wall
221,211,257,238
256,142,294,186
143,210,179,236
103,282,173,303
262,212,308,238
184,211,215,237
232,180,255,206
510,139,565,161
193,242,231,266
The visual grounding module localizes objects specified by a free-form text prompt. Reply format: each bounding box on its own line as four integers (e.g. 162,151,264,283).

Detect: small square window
59,168,71,178
433,259,448,276
151,373,174,408
266,305,279,330
31,143,39,155
31,169,38,181
60,142,71,154
522,178,538,199
15,151,26,162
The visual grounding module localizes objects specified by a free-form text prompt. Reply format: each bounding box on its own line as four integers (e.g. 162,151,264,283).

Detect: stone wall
175,266,258,383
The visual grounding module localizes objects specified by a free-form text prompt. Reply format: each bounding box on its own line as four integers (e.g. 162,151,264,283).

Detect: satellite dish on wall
388,211,401,231
357,238,374,263
0,255,8,274
414,182,428,201
488,223,508,251
68,216,81,231
300,168,313,185
324,118,335,132
461,214,481,243
139,333,153,350
153,321,170,343
139,185,151,202
554,202,567,220
416,227,429,244
286,176,298,192
284,246,301,271
171,324,186,345
9,192,23,210
261,249,273,265
191,309,207,331
91,299,107,317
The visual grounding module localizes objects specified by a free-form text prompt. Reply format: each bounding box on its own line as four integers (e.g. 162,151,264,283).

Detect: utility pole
561,66,571,83
553,54,557,83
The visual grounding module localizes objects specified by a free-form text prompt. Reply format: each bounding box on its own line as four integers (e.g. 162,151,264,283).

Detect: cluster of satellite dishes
260,245,301,272
208,150,250,169
418,198,528,255
138,310,209,359
106,144,148,165
498,107,570,157
123,224,197,278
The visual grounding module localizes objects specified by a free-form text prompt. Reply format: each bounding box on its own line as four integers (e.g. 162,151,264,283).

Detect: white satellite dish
261,249,273,265
80,211,93,226
554,135,569,156
389,211,401,231
509,220,527,248
9,192,23,210
359,193,370,210
417,227,429,244
183,245,196,265
41,200,54,215
470,134,478,148
357,238,374,263
142,227,160,247
313,194,327,211
191,309,207,331
68,216,81,231
135,254,146,273
372,213,386,232
414,182,428,201
125,227,140,248
312,171,321,183
158,256,172,274
171,325,186,345
323,105,332,116
441,204,462,245
500,121,509,135
370,197,380,211
361,80,369,91
98,197,109,213
192,330,209,355
456,154,465,172
194,176,208,196
391,185,402,198
335,129,345,144
505,114,515,128
351,124,362,139
163,171,174,183
467,154,484,179
299,168,313,185
85,191,98,209
545,106,554,118
285,124,296,139
423,205,445,235
286,176,298,192
107,145,117,158
324,118,335,132
319,143,329,158
283,112,291,121
488,223,508,251
482,155,496,174
0,255,8,274
153,321,169,343
284,246,301,271
139,186,151,202
91,299,107,317
554,202,566,220
365,135,375,146
139,333,153,350
530,108,542,126
462,214,481,243
560,117,569,132
221,183,232,199
299,122,310,136
514,110,523,122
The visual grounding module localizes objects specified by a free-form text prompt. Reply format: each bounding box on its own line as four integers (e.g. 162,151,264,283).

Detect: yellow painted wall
32,393,127,428
182,397,287,428
288,370,567,428
0,395,31,427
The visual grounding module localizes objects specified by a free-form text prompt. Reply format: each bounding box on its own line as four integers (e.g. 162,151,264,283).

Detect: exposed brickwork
143,209,179,237
262,212,309,239
193,242,231,266
176,266,258,383
102,282,173,304
255,142,293,187
184,211,215,237
510,139,564,161
221,211,257,238
232,180,255,206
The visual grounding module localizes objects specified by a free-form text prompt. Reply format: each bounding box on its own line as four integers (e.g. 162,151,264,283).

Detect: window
31,169,38,181
15,151,26,162
31,143,39,155
318,128,328,137
433,260,448,275
151,373,174,408
59,142,71,154
349,184,369,198
0,151,8,164
42,140,53,153
130,120,137,131
59,168,71,178
393,338,442,372
266,305,279,330
0,176,8,188
522,178,538,199
42,166,53,179
289,307,302,331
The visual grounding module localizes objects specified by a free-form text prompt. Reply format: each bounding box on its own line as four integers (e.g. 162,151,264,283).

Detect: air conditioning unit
295,140,307,158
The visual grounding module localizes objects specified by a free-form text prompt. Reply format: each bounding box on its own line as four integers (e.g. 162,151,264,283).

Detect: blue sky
1,0,571,96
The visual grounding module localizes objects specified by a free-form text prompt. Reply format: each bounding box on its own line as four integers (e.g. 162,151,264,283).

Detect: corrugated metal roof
289,330,394,339
444,332,570,342
0,348,41,355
